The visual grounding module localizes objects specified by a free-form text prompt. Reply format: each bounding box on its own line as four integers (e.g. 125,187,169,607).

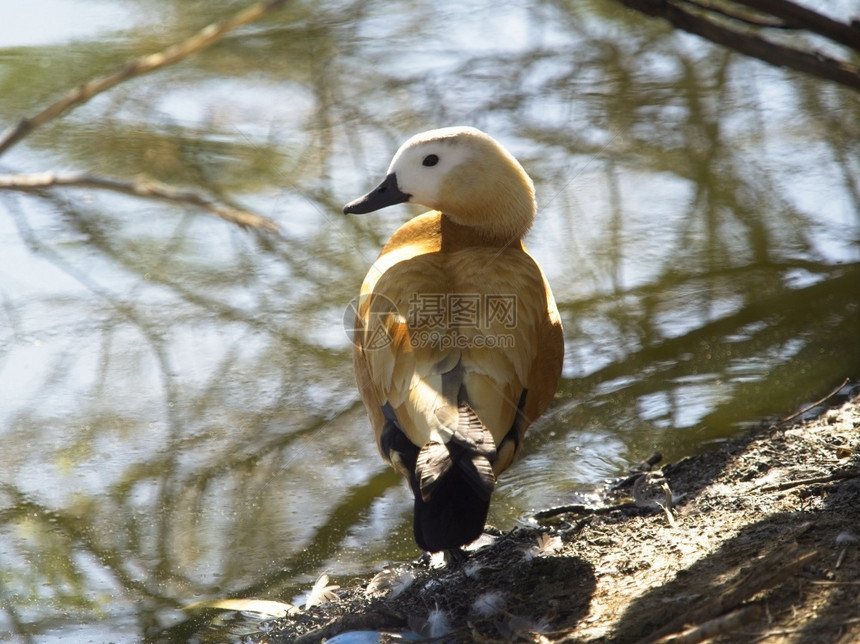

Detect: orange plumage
344,127,563,552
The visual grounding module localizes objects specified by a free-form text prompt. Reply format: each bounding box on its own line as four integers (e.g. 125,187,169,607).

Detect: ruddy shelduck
344,126,563,554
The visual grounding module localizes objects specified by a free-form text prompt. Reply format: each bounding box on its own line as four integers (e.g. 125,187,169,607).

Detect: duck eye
422,154,439,167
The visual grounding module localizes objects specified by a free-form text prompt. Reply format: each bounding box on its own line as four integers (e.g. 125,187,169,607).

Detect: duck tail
412,403,496,552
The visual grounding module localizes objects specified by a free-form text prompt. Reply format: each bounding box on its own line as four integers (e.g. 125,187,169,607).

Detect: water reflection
0,0,858,641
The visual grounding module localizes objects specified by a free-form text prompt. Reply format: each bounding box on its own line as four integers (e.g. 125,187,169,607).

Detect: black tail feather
382,399,500,552
411,458,492,552
410,401,497,552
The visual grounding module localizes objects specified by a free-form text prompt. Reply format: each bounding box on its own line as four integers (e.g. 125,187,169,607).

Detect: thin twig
782,377,850,423
0,0,290,157
755,616,860,640
658,482,678,527
758,469,860,493
809,580,860,586
653,604,762,644
0,172,278,231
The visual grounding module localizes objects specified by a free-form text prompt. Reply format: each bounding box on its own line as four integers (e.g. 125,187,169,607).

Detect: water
0,0,858,641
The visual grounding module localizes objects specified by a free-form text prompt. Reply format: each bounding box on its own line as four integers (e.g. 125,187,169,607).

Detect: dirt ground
261,384,860,643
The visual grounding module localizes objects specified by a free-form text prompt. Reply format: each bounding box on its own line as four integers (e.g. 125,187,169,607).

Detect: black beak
343,173,411,214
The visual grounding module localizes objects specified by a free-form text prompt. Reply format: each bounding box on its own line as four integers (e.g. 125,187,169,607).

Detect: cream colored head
344,126,536,241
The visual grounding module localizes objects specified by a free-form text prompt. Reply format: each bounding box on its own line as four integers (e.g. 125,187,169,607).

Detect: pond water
0,0,858,641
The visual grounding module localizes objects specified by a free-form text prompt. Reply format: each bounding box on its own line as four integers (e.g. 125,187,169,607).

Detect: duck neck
439,213,524,252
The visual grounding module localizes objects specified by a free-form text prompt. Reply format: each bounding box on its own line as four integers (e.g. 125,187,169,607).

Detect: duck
343,126,564,554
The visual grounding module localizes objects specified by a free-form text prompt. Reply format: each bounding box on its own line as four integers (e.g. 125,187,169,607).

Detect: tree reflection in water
0,1,857,640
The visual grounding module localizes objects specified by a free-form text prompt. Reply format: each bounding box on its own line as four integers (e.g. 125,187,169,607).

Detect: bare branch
0,172,279,231
0,0,290,157
683,0,791,29
732,0,860,48
615,0,860,90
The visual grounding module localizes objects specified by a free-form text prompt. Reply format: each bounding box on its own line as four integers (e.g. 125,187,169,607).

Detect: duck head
344,126,536,241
